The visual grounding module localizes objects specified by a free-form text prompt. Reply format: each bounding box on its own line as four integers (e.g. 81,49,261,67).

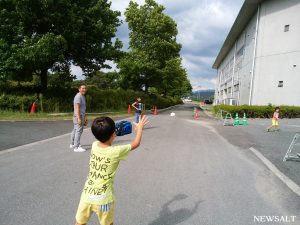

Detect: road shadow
144,126,159,130
81,144,92,150
113,139,131,144
148,194,202,225
81,139,132,149
81,140,131,150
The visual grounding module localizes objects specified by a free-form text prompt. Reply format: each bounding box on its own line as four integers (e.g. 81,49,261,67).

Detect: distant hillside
192,89,215,100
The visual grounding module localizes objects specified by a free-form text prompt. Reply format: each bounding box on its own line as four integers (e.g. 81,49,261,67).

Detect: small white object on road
170,112,175,117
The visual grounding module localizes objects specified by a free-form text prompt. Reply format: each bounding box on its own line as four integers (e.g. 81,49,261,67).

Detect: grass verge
201,105,214,117
0,111,129,121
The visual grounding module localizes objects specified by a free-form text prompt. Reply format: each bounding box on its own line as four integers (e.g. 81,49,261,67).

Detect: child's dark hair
275,107,280,110
91,117,115,142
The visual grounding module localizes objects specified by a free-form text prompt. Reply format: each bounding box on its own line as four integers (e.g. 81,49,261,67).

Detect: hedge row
213,105,300,118
0,87,182,112
0,95,36,112
86,88,180,112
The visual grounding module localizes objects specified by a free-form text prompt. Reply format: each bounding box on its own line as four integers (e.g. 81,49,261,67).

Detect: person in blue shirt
132,97,143,123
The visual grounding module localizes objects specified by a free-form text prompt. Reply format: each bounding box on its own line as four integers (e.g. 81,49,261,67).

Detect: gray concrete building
213,0,300,106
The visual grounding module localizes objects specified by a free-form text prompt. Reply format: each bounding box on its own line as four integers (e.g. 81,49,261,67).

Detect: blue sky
72,0,243,91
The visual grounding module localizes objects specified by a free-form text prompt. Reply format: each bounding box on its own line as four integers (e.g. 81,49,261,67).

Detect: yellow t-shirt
80,141,131,205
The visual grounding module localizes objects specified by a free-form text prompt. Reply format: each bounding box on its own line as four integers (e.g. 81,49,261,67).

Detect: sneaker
74,147,86,152
70,144,81,149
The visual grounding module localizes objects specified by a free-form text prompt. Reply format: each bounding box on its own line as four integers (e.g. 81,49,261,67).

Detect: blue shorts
135,112,141,123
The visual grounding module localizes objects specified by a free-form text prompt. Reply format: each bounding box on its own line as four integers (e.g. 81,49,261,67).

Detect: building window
284,25,289,32
235,46,244,72
234,84,239,92
278,81,283,87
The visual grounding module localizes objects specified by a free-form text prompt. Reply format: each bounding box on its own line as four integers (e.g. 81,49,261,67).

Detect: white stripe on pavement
249,147,300,196
0,128,89,155
0,116,136,155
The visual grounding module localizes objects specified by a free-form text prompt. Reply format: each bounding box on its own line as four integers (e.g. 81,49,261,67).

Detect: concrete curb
249,147,300,196
201,108,215,119
48,112,125,116
0,104,180,154
0,104,181,122
0,112,127,122
132,104,183,115
0,116,135,155
157,104,182,113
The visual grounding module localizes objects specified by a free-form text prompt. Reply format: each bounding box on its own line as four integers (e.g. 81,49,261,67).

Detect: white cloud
102,60,118,72
73,0,244,91
175,1,238,53
166,0,241,91
70,61,118,80
191,77,217,91
71,64,84,80
113,0,243,90
182,54,215,71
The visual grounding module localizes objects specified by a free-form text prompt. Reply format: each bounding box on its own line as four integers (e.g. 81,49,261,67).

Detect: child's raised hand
133,115,149,129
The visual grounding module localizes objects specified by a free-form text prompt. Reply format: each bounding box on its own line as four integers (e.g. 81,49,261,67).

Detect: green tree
85,71,120,89
119,0,191,96
160,57,192,96
0,0,122,90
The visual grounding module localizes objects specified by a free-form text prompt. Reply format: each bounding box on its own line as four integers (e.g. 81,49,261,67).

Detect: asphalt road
0,105,299,225
213,117,300,187
0,116,128,151
0,120,74,150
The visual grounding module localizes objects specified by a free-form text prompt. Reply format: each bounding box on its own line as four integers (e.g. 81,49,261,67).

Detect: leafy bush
0,80,76,97
213,105,300,118
0,80,39,95
85,87,181,112
0,95,36,112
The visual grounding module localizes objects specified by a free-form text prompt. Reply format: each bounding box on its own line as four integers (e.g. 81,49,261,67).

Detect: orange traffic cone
154,106,158,115
194,108,198,119
30,102,36,113
127,105,131,114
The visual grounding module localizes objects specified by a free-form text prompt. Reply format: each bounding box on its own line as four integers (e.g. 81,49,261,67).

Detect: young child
74,115,148,225
132,97,143,123
267,107,280,132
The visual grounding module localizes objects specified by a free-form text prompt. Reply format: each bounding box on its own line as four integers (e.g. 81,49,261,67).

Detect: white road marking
0,128,89,155
0,117,134,155
286,125,300,128
249,147,300,196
